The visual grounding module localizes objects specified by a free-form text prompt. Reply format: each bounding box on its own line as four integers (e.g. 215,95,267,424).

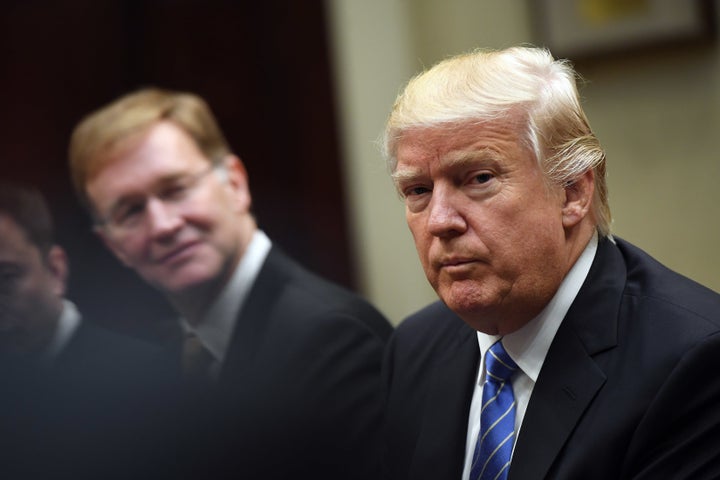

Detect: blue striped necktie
470,340,519,480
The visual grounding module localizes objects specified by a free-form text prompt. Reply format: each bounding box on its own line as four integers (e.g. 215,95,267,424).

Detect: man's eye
113,203,144,225
0,268,23,291
404,186,430,197
161,184,190,201
474,173,494,184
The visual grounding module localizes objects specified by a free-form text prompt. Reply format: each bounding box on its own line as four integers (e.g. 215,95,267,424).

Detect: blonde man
381,46,720,480
69,88,391,479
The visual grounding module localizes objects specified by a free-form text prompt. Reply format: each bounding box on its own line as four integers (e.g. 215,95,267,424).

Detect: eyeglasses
95,165,221,236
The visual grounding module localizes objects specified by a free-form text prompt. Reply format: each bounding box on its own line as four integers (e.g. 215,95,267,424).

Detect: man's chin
438,289,505,333
438,281,493,310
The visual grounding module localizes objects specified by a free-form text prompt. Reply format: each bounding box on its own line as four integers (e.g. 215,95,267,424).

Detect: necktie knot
182,332,216,381
485,341,517,384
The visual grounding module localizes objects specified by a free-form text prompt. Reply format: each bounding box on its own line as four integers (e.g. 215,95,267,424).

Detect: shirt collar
182,230,272,364
477,232,598,382
45,299,82,361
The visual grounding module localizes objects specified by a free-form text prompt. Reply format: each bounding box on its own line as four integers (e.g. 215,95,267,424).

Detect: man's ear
223,155,252,213
562,169,595,229
46,245,69,297
94,226,132,267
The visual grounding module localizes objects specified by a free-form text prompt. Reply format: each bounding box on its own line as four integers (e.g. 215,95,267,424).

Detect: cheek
504,196,564,244
407,218,431,260
112,237,149,268
411,238,441,290
9,281,49,318
182,199,226,231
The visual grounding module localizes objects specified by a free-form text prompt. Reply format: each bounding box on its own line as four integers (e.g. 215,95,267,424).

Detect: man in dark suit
0,182,182,479
380,46,720,480
68,88,392,479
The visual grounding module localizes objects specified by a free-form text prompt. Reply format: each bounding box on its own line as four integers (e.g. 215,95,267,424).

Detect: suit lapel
410,323,479,480
508,323,606,480
218,247,289,384
509,238,626,480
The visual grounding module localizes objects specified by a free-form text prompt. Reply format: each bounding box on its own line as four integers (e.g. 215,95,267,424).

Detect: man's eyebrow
392,149,496,184
390,167,424,185
106,192,145,215
103,172,189,215
443,148,495,168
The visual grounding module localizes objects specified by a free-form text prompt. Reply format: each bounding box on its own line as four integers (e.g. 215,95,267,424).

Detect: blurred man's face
87,121,253,304
393,120,572,335
0,214,65,356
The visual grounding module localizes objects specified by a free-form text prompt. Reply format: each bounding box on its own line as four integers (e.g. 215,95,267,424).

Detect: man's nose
145,197,183,239
426,188,467,237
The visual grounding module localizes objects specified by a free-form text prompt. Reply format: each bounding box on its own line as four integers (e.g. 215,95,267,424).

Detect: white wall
327,1,720,324
325,0,436,324
581,47,720,291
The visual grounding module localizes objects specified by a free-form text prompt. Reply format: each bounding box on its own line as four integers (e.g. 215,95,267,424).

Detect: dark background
1,0,353,340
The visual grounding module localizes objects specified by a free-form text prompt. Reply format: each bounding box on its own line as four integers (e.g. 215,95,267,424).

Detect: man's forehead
394,126,521,173
87,127,211,204
0,215,39,260
398,117,523,149
0,214,26,240
89,120,205,178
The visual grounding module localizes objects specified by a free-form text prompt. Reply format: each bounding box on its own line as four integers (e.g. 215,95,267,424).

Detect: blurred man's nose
145,197,183,240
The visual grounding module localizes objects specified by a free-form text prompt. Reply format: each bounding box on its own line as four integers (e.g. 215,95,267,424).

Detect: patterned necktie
470,340,519,480
182,332,216,381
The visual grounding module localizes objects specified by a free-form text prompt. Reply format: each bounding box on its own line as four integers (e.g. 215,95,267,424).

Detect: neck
170,224,257,325
169,251,242,326
563,220,597,272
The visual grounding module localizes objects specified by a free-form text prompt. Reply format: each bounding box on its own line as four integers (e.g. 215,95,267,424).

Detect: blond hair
69,88,231,211
381,46,611,237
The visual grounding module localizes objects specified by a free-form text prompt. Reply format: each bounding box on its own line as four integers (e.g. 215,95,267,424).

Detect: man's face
86,121,253,301
0,214,65,355
394,120,573,335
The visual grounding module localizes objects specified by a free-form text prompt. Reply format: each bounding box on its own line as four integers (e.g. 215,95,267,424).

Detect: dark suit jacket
186,247,393,480
382,237,720,480
1,320,184,480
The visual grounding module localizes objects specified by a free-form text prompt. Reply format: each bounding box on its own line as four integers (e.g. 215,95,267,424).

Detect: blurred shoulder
264,247,393,339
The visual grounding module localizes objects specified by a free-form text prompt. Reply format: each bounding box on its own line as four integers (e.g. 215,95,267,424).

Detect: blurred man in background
0,181,181,479
0,182,71,364
69,88,392,479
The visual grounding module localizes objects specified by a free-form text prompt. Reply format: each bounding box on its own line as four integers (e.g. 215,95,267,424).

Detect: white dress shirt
461,233,598,480
44,299,82,362
181,230,272,370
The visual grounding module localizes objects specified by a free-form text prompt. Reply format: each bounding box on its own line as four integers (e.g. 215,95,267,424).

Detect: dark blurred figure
0,182,182,480
0,182,70,363
68,88,393,479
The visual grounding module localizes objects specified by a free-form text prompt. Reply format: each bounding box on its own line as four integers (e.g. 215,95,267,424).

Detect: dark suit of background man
68,88,392,479
380,46,720,480
0,182,181,480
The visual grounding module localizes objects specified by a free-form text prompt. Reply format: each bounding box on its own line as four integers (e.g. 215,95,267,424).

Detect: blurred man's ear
562,169,594,229
223,155,252,213
45,245,69,297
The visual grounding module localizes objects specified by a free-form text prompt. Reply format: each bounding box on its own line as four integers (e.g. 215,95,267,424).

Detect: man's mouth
156,241,202,265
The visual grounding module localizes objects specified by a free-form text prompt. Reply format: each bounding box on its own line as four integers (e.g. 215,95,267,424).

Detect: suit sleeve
285,309,390,480
623,332,720,480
